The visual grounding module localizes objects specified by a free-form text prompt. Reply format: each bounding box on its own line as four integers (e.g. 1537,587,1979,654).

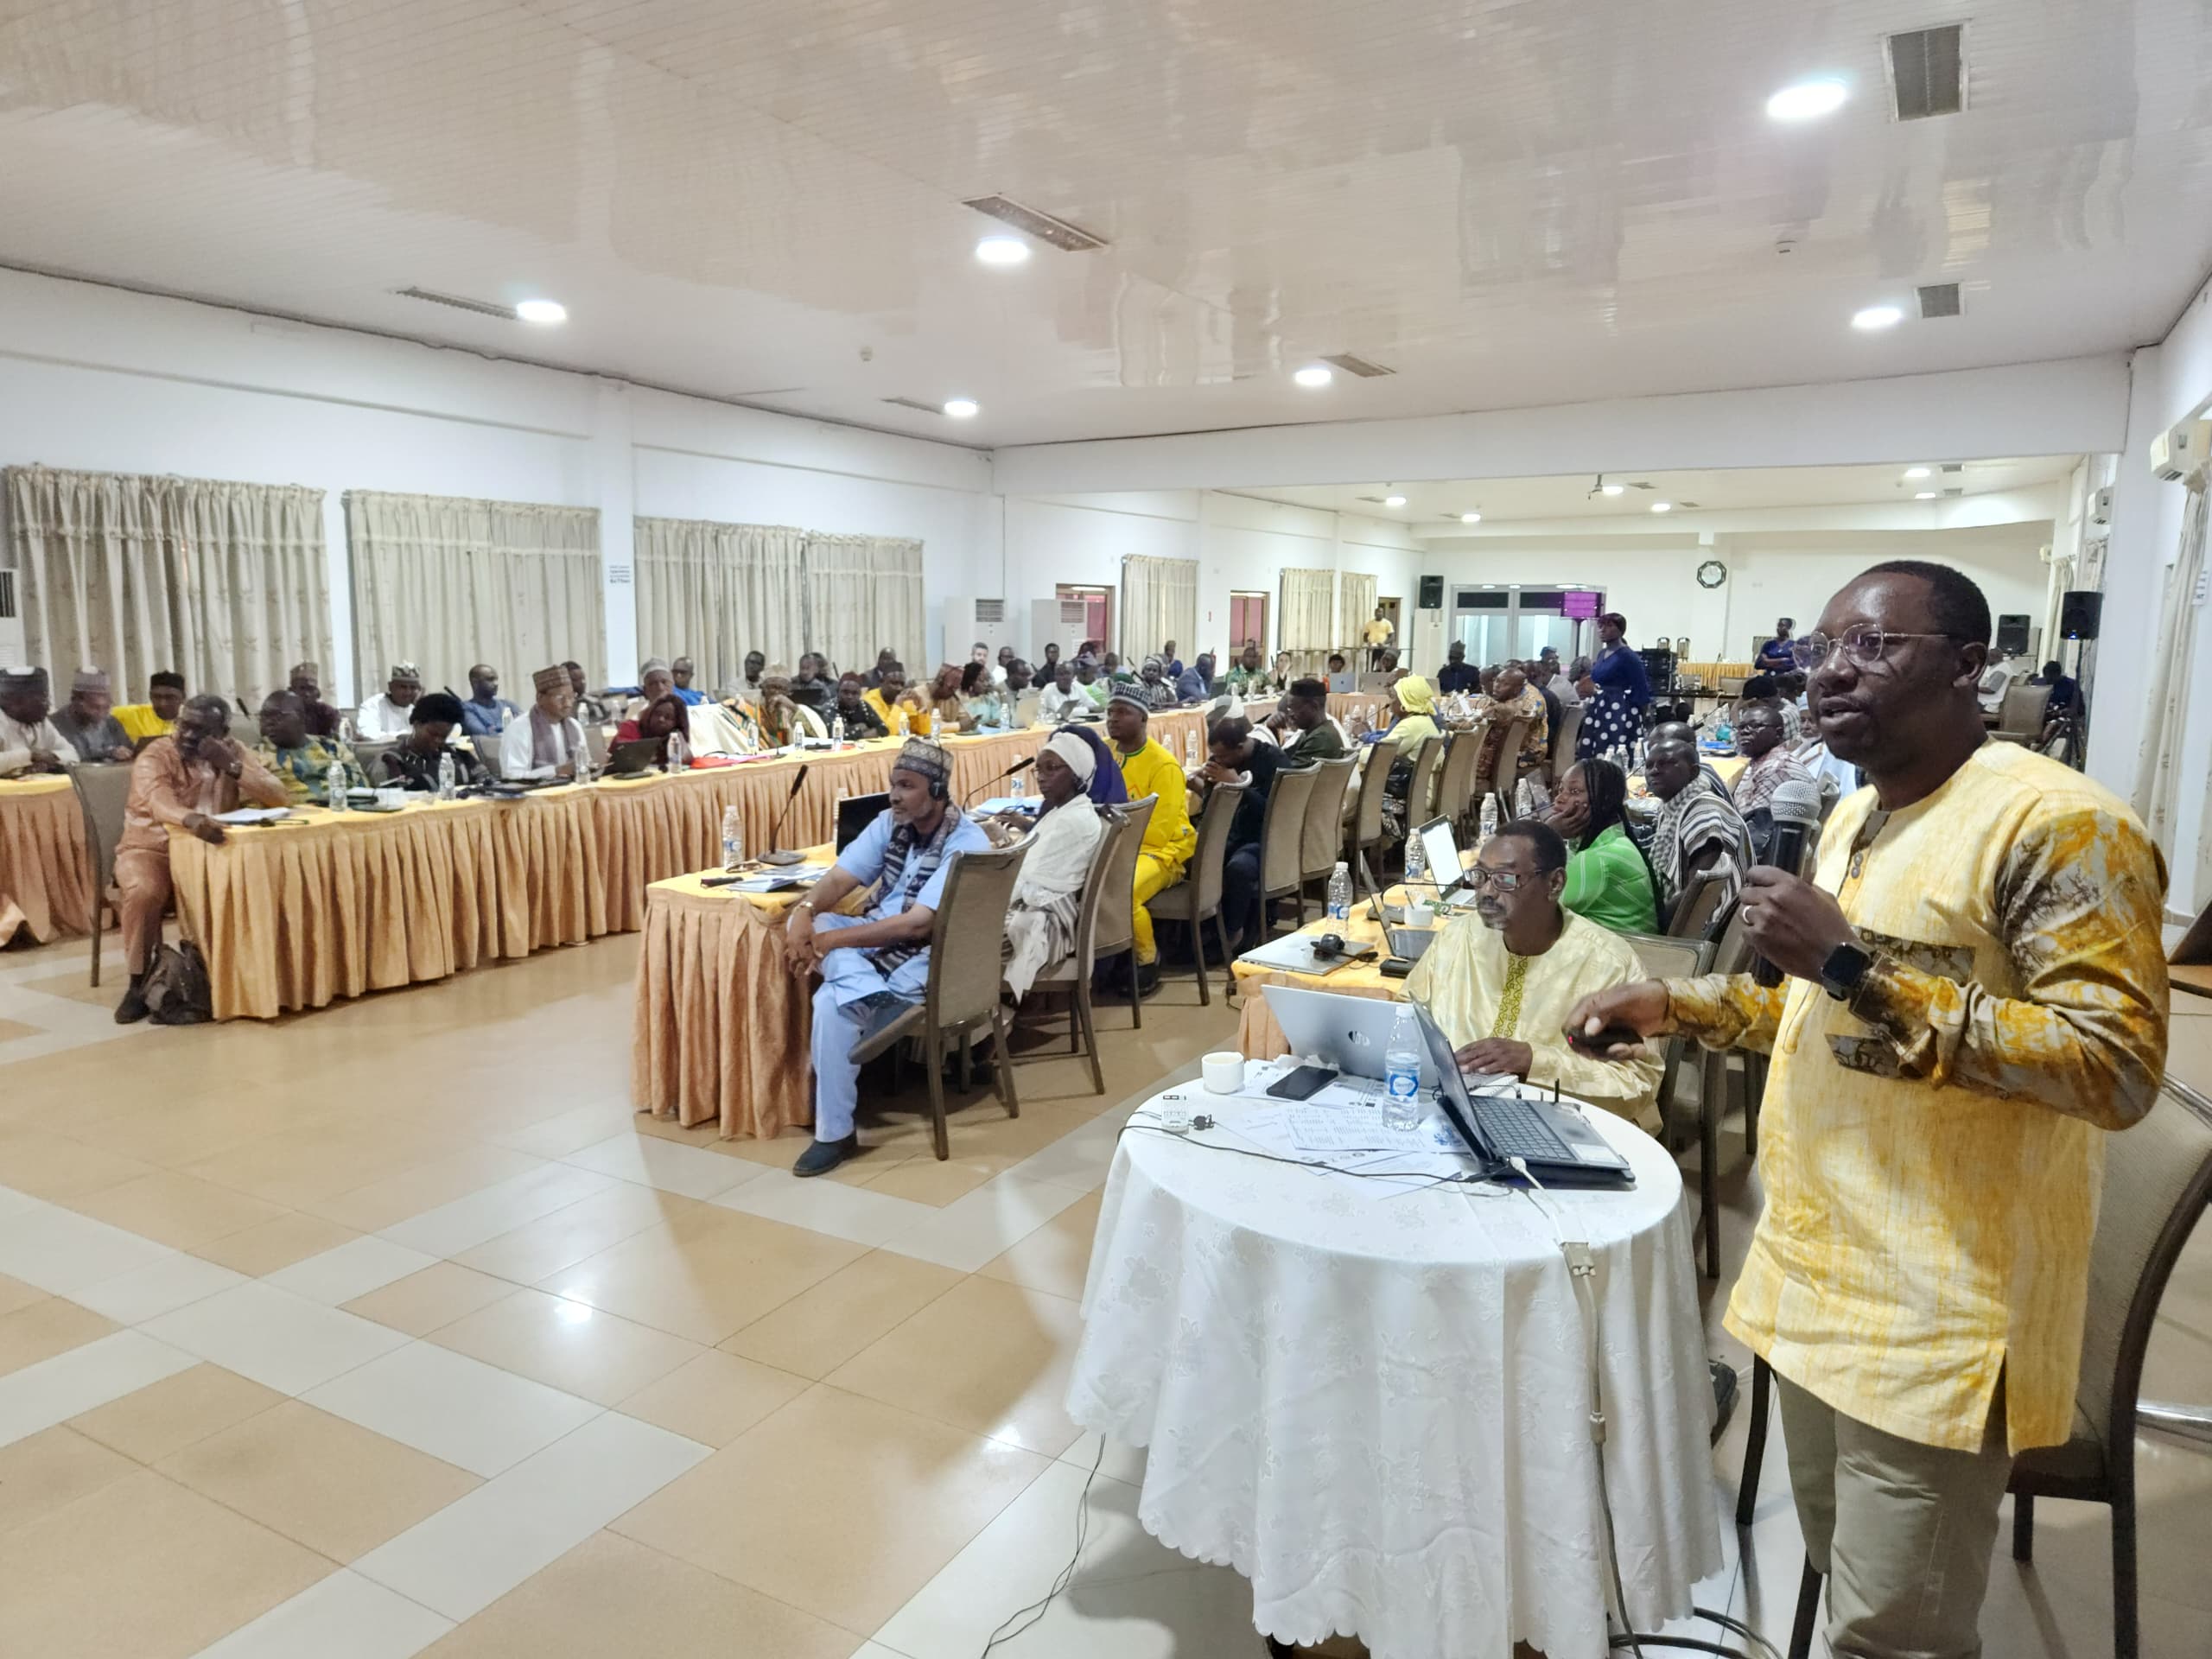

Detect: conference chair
1664,868,1732,942
1992,680,2055,744
1756,1079,2212,1659
848,842,1027,1161
1297,755,1357,907
1090,795,1156,1027
471,734,505,779
68,763,135,988
352,741,395,781
1433,730,1480,840
583,723,610,769
1016,805,1130,1095
1147,780,1246,1008
1257,763,1320,934
1623,929,1715,1185
1343,748,1394,890
1662,898,1755,1278
1402,734,1446,830
1548,706,1586,785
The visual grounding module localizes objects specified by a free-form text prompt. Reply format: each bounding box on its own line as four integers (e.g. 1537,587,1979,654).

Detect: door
1376,595,1402,655
1229,590,1269,655
1057,584,1114,655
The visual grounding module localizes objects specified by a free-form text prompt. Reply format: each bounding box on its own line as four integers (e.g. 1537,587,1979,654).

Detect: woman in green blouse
1544,757,1658,934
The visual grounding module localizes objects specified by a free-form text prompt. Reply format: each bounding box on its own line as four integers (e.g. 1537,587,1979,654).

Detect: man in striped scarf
1646,734,1753,926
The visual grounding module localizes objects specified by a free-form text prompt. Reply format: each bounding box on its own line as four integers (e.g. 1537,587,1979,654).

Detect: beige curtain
6,464,329,710
2133,482,2207,872
347,492,602,702
634,518,807,691
1119,555,1198,661
1281,567,1336,652
804,535,924,677
1338,570,1378,649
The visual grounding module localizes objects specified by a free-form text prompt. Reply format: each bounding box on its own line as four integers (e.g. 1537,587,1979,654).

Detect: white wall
0,268,995,698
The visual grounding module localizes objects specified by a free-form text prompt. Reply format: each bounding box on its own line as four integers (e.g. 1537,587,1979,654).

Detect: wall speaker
1418,575,1444,610
1994,613,2031,655
2058,591,2101,640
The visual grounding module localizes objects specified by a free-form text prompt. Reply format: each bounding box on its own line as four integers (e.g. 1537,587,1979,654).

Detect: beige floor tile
0,1425,138,1535
190,1211,361,1276
427,1287,702,1406
611,1383,1050,1636
343,1262,518,1337
304,1145,550,1233
0,1273,45,1317
418,1529,855,1659
0,1295,120,1377
158,1399,480,1563
825,1274,1086,1456
65,1169,294,1251
0,1467,331,1659
488,1102,645,1160
67,1362,285,1464
0,1128,159,1200
62,1090,319,1171
539,1208,868,1345
0,1016,40,1045
616,1350,809,1447
719,1248,963,1379
453,1182,709,1286
854,1154,997,1205
181,1125,473,1211
976,1189,1104,1301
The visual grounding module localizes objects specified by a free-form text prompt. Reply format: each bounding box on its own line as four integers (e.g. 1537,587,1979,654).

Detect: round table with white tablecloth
1066,1089,1721,1659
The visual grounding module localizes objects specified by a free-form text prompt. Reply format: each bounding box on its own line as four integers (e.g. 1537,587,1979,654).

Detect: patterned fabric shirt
1731,743,1815,817
1664,744,2169,1452
1650,781,1752,918
254,736,367,804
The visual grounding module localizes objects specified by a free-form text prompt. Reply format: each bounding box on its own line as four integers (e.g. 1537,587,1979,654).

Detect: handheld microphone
963,755,1034,804
1751,778,1823,988
757,764,811,867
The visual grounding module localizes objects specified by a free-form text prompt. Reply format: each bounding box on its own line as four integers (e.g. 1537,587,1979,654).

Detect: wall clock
1696,559,1728,589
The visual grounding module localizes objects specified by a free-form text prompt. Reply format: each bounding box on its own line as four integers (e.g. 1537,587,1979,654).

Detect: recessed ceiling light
1766,78,1848,122
1904,466,1932,479
1915,490,1939,499
1384,495,1408,507
1294,365,1334,389
974,235,1031,266
1650,501,1674,513
514,298,567,324
1853,304,1904,331
1460,512,1481,524
943,397,980,418
1600,483,1625,497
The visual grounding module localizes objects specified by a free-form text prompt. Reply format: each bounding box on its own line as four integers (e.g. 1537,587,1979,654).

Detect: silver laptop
1262,985,1438,1087
1012,690,1042,728
1327,671,1358,696
1417,817,1481,908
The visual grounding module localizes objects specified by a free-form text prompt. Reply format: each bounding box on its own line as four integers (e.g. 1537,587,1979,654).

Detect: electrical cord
977,1435,1107,1656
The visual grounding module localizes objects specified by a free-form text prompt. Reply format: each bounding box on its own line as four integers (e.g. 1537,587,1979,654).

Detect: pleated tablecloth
0,775,93,945
631,856,833,1138
168,791,605,1020
1069,1089,1722,1659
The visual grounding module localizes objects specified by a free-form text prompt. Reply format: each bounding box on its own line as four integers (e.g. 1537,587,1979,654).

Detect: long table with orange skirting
0,774,92,946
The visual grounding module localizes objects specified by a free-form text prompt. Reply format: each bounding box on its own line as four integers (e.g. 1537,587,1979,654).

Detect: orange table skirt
1231,893,1405,1059
0,776,92,945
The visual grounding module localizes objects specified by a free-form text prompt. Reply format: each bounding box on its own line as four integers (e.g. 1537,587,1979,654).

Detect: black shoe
1710,1359,1740,1444
1135,961,1160,997
793,1134,858,1177
114,979,150,1025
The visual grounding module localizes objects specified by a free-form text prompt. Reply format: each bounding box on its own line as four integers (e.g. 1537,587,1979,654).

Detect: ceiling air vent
1888,24,1965,121
962,196,1108,253
0,568,16,619
1916,283,1962,319
1941,463,1965,474
1320,353,1395,378
880,397,947,415
394,286,527,321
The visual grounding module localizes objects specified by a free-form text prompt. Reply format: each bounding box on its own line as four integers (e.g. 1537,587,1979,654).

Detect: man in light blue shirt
460,664,517,737
782,738,993,1176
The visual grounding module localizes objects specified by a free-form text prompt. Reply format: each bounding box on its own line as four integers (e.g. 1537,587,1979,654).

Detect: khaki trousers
1777,1371,2013,1659
114,848,173,976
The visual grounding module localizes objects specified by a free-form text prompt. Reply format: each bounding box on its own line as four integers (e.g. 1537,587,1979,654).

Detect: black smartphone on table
1265,1064,1337,1101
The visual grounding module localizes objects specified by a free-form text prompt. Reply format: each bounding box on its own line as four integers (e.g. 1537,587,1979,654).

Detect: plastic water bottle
1326,861,1352,923
1478,792,1499,844
666,731,690,774
1009,772,1027,802
721,804,745,868
326,764,347,813
1185,729,1200,765
436,750,455,800
831,714,846,750
1382,1005,1422,1132
1403,828,1427,887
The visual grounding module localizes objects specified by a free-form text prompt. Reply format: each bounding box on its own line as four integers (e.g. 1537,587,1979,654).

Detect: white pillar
592,378,638,685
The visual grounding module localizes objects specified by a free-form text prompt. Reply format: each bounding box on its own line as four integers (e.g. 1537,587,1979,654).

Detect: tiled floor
3,928,2209,1657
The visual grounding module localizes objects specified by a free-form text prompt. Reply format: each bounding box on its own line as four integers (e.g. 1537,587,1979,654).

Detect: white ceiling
1239,455,2081,528
3,2,2209,448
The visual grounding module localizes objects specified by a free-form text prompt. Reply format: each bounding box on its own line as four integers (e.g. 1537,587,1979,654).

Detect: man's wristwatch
1820,940,1875,1001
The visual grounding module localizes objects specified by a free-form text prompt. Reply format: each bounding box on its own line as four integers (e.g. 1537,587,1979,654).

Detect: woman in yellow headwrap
1381,673,1442,836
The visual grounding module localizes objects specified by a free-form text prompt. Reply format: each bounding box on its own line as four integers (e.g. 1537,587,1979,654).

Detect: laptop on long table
1408,998,1634,1188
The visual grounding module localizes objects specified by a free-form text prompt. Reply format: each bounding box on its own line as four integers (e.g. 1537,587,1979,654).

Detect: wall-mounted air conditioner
2149,418,2210,484
0,569,24,666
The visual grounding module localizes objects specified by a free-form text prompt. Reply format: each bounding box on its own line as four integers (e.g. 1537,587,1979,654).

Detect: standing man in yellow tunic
1104,690,1195,989
1569,561,2168,1659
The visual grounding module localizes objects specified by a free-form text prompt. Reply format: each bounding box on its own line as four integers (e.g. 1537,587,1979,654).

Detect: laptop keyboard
1476,1095,1575,1163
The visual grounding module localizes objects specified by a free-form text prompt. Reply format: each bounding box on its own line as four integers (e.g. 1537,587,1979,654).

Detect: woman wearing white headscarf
1001,731,1107,999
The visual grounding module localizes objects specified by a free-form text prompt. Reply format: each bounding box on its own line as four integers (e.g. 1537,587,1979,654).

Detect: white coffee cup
1405,899,1437,927
375,787,406,810
1201,1051,1245,1094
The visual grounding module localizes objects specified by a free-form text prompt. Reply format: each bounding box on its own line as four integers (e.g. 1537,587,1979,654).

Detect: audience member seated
1269,677,1346,761
1645,734,1752,923
730,650,768,705
353,662,423,740
2032,658,2079,715
1376,648,1408,686
378,693,488,791
1131,656,1175,710
1436,640,1481,695
831,671,889,738
1066,724,1128,804
1475,663,1548,780
0,667,73,774
1730,700,1814,825
1038,661,1089,724
1102,651,1128,683
862,647,899,690
461,664,517,735
862,664,911,734
1005,658,1037,700
1736,673,1798,743
1975,646,2016,714
50,668,134,764
1226,642,1270,695
790,652,836,715
564,661,613,724
287,662,344,738
1554,655,1588,709
1402,819,1663,1126
917,664,964,733
669,657,709,706
1649,719,1732,798
960,660,1008,728
1173,652,1214,703
993,644,1019,687
1039,642,1063,677
1072,658,1108,709
115,670,186,744
1201,715,1281,953
783,738,993,1176
1544,758,1657,934
609,693,688,768
1106,692,1197,987
254,690,365,801
1325,652,1348,681
998,733,1108,999
753,666,807,746
499,665,586,780
1161,639,1185,679
113,695,289,1023
1379,674,1440,836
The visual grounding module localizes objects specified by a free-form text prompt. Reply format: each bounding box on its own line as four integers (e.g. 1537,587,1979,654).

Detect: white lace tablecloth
1067,1094,1722,1659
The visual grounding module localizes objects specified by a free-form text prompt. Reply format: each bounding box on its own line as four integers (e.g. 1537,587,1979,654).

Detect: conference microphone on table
1750,777,1824,989
756,764,811,867
963,755,1035,804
